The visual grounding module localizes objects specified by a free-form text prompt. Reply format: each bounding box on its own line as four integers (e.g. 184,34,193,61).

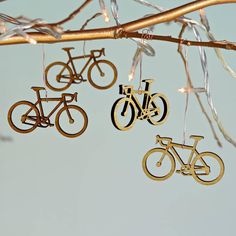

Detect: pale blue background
1,1,236,236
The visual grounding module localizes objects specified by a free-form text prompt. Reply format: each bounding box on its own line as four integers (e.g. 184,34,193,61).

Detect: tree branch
0,0,236,46
49,0,92,26
124,32,236,51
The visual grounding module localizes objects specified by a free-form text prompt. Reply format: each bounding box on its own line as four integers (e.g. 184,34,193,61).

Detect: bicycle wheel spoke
142,148,175,181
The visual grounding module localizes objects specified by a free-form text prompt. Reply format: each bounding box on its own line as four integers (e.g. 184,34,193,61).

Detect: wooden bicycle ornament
8,87,88,138
45,47,118,91
142,135,225,185
111,79,169,131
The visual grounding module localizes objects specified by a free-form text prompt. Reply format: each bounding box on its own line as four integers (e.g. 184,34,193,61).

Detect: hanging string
177,25,190,144
137,29,153,91
182,48,190,145
110,0,155,81
138,50,143,91
41,44,48,100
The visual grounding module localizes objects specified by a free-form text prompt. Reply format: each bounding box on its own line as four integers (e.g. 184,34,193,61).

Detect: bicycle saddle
190,135,204,141
62,47,75,52
142,79,153,83
31,86,46,91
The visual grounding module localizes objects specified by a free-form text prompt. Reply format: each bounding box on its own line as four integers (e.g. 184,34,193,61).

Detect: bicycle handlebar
156,135,172,147
90,48,105,58
62,92,78,103
119,85,133,95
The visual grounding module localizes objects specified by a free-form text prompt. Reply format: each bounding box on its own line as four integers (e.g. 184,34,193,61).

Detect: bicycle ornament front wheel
142,148,176,181
111,98,136,131
8,101,39,133
45,62,73,91
87,60,117,90
191,152,224,185
55,105,88,138
147,93,169,125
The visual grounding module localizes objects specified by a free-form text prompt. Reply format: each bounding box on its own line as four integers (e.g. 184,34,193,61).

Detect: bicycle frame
24,95,70,127
122,88,153,119
62,52,103,81
160,141,209,174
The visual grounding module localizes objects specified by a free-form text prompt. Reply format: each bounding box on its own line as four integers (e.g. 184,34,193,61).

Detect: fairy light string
0,1,235,147
192,25,236,147
0,14,62,44
99,0,110,22
178,24,190,144
132,0,236,147
110,0,155,81
198,6,236,79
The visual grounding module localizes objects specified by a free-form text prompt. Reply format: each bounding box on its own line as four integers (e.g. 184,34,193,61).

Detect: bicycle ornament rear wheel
87,60,117,90
147,93,169,125
111,98,136,131
8,101,39,133
45,62,73,91
191,152,224,185
142,148,176,181
55,105,88,138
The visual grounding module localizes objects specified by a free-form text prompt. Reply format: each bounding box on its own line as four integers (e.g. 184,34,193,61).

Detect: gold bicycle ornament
45,47,118,91
142,135,225,185
8,87,88,138
111,79,169,131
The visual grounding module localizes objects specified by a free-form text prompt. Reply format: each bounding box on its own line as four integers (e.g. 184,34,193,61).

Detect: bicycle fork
156,149,169,168
93,59,105,77
121,97,132,117
63,102,74,124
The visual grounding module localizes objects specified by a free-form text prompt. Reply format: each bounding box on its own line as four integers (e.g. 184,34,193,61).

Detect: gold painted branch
1,0,236,46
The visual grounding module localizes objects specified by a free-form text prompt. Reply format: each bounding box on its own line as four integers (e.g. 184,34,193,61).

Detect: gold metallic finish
8,87,88,138
111,79,169,131
45,47,117,91
123,0,236,32
142,135,225,185
1,0,236,46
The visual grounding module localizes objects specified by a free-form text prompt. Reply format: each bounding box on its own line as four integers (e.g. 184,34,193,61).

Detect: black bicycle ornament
111,79,169,131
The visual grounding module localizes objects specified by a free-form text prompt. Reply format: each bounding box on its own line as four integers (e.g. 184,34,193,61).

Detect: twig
1,0,236,45
80,13,102,30
123,32,236,51
50,0,93,26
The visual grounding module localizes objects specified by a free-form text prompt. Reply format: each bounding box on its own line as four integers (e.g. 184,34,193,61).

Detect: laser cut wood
143,135,225,185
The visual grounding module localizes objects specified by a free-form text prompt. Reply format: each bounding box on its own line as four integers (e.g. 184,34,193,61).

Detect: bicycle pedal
176,170,181,174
